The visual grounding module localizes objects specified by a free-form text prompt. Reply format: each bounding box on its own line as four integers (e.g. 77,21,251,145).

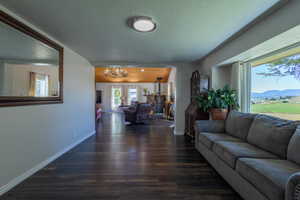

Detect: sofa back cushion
287,126,300,165
225,110,256,140
247,114,298,158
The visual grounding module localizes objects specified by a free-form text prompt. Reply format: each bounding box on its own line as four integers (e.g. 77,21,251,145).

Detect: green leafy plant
194,85,239,112
257,54,300,80
143,88,148,95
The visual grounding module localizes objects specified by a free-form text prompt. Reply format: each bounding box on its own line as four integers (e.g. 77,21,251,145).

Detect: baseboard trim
0,130,96,196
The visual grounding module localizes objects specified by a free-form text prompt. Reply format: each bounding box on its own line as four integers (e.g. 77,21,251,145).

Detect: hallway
2,113,241,200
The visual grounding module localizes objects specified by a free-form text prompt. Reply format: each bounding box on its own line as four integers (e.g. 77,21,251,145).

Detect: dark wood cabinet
145,94,166,113
185,70,209,139
185,102,209,138
165,101,174,120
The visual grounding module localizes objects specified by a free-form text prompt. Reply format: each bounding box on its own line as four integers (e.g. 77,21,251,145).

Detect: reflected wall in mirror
0,10,63,106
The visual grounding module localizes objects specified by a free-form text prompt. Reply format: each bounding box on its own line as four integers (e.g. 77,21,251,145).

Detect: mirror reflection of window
29,72,49,97
35,74,49,97
0,63,59,97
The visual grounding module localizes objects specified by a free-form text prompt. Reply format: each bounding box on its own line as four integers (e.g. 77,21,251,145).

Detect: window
127,88,137,105
250,53,300,120
29,72,49,97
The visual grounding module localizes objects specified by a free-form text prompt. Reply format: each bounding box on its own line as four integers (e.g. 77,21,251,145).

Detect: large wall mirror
0,10,63,107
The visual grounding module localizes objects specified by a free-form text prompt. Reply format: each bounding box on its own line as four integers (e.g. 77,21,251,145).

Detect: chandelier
104,67,128,78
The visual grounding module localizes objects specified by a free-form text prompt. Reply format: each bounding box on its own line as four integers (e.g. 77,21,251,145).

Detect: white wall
211,64,232,89
199,1,300,87
167,67,176,100
0,5,95,193
96,82,168,112
174,63,195,135
0,61,5,94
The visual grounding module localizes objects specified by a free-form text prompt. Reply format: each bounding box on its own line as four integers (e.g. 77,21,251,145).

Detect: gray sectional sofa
194,110,300,200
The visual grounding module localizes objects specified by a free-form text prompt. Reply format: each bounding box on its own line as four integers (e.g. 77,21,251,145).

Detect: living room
1,1,300,200
95,67,176,124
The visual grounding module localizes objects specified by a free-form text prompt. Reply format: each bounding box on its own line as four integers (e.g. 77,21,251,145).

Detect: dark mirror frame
0,10,64,107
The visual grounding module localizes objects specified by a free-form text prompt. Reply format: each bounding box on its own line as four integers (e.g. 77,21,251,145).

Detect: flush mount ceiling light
129,16,157,32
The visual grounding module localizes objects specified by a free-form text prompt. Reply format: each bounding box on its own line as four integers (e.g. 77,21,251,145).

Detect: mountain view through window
251,54,300,120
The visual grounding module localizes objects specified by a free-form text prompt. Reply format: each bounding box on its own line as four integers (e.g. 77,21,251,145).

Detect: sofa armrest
123,108,136,114
286,172,300,200
194,120,225,133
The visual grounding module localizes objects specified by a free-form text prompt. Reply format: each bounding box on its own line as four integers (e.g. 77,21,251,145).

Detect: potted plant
143,88,148,96
195,85,239,120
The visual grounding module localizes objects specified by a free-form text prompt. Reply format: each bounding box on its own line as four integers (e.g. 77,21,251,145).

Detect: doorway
111,87,122,110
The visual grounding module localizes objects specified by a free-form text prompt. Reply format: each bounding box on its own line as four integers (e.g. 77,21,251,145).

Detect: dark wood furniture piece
0,10,64,107
143,77,167,114
184,70,209,139
165,101,174,120
145,94,166,113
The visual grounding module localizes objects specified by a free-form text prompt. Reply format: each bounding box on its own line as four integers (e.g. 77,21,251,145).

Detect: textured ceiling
95,67,171,83
0,0,279,64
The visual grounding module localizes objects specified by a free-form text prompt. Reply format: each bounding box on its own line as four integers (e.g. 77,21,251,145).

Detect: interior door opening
111,87,122,110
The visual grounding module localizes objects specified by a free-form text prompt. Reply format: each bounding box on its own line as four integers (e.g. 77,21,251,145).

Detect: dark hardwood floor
2,113,242,200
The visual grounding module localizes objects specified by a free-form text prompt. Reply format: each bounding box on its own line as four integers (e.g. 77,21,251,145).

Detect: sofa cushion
195,120,225,133
247,114,298,158
236,158,300,200
225,111,256,140
213,141,277,168
287,126,300,165
198,132,241,150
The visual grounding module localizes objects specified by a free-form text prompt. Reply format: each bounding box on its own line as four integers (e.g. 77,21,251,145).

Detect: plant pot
210,108,228,120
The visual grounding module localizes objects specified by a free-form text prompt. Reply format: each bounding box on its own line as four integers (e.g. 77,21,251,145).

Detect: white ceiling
0,0,280,65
